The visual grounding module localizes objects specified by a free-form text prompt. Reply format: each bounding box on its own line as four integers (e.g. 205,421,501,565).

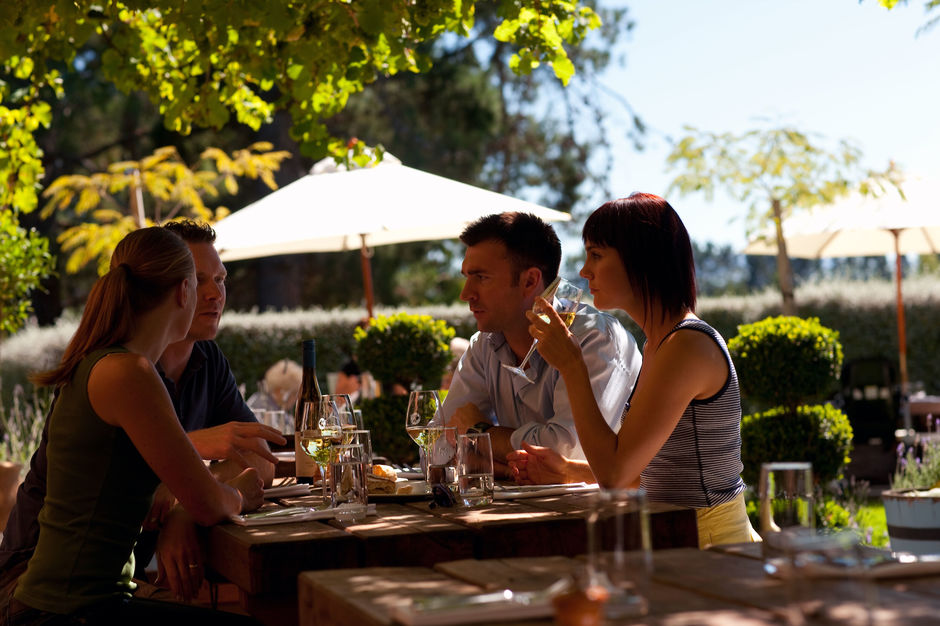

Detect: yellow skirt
695,492,762,549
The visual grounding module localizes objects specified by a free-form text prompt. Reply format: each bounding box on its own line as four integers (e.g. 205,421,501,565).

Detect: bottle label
295,435,318,479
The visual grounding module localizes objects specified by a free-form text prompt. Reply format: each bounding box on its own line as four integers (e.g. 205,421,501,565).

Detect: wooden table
206,491,697,624
299,542,940,625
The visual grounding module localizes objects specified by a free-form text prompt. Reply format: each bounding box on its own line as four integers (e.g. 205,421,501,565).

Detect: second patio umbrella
743,176,940,421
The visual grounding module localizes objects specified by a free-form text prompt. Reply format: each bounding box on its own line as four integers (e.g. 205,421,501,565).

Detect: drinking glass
325,394,359,443
502,277,583,384
759,462,815,573
426,426,458,493
585,488,651,619
298,397,343,502
329,443,369,523
268,409,290,435
457,432,494,507
782,529,876,625
405,390,443,474
348,429,373,467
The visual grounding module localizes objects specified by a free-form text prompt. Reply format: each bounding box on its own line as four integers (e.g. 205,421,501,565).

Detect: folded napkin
493,482,598,500
263,484,312,499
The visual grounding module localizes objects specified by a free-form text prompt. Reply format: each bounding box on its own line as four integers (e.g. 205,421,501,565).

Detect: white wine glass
502,276,583,384
299,397,343,503
325,394,359,443
404,390,442,476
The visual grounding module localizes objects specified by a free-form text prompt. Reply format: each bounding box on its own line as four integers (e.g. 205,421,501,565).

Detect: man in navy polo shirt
0,220,285,605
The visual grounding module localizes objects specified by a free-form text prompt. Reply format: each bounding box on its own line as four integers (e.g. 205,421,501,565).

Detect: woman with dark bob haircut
507,193,758,548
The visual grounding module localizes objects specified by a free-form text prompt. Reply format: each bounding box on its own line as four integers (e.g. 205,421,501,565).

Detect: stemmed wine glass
299,396,343,503
325,394,360,443
404,390,442,476
502,276,584,384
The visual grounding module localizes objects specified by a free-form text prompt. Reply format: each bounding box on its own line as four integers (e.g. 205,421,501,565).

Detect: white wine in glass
299,397,342,502
502,277,583,384
404,390,442,475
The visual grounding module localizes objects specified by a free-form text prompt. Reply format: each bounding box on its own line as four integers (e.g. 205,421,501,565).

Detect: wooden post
360,234,374,320
892,229,911,430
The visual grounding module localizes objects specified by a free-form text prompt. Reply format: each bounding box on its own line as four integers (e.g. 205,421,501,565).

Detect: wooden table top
206,489,697,624
299,543,940,625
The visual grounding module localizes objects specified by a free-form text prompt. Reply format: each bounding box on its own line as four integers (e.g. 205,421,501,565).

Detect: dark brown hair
162,219,216,244
582,193,696,325
459,212,561,286
32,227,194,387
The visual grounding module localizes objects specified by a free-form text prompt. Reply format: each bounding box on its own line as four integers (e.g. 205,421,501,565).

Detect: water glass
585,488,651,619
268,409,290,435
329,443,368,523
759,462,815,574
348,429,373,467
759,463,814,532
456,433,494,507
425,426,457,493
783,529,877,625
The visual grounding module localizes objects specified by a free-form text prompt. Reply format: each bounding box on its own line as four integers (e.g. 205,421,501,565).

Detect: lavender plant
0,382,50,472
892,416,940,491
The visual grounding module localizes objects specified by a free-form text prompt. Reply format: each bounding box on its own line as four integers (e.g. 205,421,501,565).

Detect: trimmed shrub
729,316,843,411
354,312,455,391
741,404,853,486
353,313,454,463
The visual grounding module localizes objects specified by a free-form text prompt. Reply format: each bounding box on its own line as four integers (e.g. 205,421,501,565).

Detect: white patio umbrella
743,177,940,425
212,153,571,318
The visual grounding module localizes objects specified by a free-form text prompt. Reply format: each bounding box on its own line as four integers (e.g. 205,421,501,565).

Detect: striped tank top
637,319,745,508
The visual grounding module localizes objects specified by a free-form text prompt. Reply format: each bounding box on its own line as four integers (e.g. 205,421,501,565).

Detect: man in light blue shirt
441,212,641,475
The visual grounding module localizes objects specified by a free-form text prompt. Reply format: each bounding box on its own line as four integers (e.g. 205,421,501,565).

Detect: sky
589,0,940,252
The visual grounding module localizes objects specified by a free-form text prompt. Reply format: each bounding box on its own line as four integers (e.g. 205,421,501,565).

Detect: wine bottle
294,339,322,484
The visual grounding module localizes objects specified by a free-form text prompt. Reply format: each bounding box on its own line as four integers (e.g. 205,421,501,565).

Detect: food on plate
367,464,398,494
371,464,398,481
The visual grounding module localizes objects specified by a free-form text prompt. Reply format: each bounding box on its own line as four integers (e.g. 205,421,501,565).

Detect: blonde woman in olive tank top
7,228,263,625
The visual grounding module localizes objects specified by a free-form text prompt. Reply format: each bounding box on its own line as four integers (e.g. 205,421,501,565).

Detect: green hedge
3,277,939,407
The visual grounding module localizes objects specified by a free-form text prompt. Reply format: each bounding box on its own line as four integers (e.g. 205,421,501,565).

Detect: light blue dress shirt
440,304,641,460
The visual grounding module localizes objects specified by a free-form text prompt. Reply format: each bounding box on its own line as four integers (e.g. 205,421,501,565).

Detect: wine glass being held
526,299,585,377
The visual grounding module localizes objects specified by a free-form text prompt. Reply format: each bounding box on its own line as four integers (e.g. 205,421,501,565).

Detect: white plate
263,484,312,499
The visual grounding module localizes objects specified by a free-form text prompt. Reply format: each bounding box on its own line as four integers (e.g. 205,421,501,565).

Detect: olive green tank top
15,346,160,614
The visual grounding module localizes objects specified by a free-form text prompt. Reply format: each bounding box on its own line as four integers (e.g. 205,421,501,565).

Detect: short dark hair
341,359,361,377
162,219,216,244
459,212,561,286
582,193,696,324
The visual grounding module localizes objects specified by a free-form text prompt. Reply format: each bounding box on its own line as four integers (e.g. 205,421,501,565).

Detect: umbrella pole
360,234,375,320
892,229,912,431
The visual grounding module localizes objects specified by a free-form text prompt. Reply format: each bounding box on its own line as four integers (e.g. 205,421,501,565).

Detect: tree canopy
1,1,602,214
666,125,900,315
